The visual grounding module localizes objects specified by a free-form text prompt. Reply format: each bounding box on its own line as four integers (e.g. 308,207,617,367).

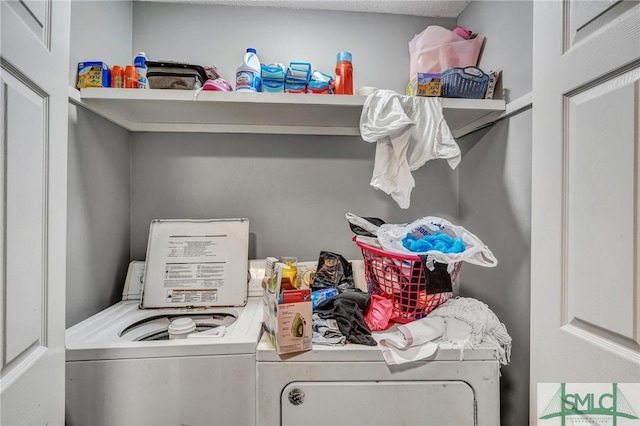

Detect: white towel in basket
372,316,445,365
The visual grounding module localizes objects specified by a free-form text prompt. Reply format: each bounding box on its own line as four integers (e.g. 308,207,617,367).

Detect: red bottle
335,51,353,95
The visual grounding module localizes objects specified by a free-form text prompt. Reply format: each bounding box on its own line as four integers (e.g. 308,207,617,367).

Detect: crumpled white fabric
360,90,460,209
372,316,445,365
429,297,512,365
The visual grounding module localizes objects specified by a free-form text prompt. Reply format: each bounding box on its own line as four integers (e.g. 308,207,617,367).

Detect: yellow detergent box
406,73,442,97
76,61,110,89
263,262,312,355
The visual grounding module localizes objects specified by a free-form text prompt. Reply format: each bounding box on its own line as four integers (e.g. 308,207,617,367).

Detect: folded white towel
373,316,445,365
359,90,460,209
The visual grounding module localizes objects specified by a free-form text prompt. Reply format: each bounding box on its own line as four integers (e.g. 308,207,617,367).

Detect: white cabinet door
531,0,640,423
0,1,70,424
281,381,476,426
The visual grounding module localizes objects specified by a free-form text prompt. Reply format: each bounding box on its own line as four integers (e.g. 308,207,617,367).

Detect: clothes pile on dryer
372,297,512,365
309,250,376,346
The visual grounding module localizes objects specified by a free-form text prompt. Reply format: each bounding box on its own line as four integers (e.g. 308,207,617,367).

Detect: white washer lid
140,219,249,309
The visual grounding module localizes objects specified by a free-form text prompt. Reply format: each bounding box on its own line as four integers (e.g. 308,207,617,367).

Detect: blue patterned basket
441,66,489,99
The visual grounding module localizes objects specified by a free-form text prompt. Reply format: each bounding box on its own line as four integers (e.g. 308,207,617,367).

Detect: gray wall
458,2,533,425
67,1,134,327
129,133,459,261
460,0,533,102
66,105,131,327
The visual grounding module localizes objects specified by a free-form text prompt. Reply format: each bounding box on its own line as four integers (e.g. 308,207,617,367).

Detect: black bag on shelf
145,61,208,90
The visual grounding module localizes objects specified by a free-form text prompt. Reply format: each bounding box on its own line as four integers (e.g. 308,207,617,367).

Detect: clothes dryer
66,219,264,426
256,334,501,426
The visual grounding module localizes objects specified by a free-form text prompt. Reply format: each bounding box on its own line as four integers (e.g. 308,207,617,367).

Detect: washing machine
66,219,265,426
256,333,501,426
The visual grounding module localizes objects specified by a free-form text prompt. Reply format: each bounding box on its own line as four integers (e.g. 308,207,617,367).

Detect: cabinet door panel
3,77,45,366
0,1,69,424
531,1,640,422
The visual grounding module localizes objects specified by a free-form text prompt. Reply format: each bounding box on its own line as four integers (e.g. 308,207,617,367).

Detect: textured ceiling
135,0,471,18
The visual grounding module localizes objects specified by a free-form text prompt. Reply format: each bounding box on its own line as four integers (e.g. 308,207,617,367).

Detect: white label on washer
164,237,226,289
167,289,218,304
141,219,248,308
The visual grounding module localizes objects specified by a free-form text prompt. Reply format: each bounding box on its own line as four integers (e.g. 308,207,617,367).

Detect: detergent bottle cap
337,51,352,63
246,48,257,54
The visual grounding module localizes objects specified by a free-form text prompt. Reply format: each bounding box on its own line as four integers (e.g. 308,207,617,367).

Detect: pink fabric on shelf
365,294,394,331
409,25,485,77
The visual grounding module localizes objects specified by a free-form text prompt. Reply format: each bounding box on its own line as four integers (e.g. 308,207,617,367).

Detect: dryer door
281,380,475,426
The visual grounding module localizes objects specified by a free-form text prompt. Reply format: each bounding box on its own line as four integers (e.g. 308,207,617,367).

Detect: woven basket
441,66,489,99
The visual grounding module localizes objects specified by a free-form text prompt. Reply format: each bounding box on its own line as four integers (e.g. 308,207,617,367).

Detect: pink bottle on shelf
334,51,353,95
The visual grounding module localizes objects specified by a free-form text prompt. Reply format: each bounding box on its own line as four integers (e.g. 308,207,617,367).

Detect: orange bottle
111,65,124,88
124,65,138,89
334,51,353,95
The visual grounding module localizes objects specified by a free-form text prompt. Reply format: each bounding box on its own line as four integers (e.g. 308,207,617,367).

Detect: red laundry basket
355,238,462,323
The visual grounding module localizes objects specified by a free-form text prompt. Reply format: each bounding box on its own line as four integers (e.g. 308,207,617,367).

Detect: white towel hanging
359,90,460,209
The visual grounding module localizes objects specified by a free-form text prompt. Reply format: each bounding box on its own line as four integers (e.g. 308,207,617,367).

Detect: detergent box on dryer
263,262,312,355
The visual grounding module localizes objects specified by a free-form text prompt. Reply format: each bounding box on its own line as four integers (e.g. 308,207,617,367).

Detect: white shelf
69,87,506,137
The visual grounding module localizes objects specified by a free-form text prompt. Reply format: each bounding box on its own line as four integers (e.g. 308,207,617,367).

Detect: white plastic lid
140,219,249,309
168,317,196,338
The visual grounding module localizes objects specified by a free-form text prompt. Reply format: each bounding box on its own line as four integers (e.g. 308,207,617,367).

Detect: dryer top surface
256,332,500,363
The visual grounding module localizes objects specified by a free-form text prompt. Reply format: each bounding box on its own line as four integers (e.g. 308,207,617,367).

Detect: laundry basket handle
460,66,487,78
